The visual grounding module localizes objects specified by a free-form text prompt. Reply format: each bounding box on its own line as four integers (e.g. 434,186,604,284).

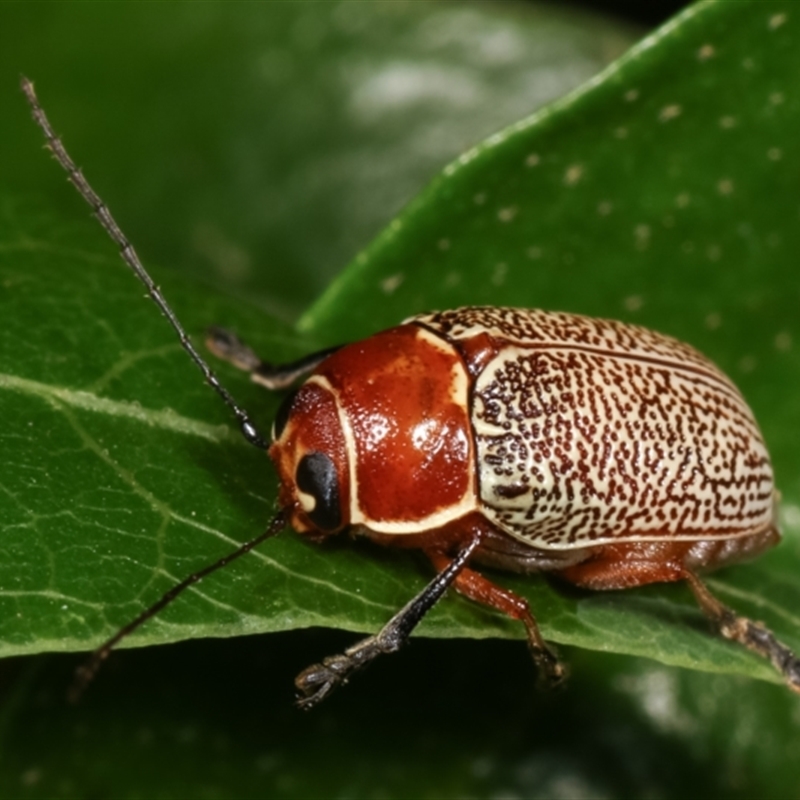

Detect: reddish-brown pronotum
22,76,800,709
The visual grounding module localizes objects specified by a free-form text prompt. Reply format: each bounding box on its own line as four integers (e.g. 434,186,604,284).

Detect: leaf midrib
0,371,236,443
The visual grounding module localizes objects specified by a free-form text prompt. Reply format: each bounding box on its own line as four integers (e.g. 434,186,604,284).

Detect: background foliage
1,2,799,798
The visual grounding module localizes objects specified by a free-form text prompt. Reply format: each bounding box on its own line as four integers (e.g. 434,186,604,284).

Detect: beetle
22,77,800,708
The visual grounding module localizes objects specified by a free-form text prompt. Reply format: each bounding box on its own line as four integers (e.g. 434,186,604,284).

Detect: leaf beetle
22,77,800,708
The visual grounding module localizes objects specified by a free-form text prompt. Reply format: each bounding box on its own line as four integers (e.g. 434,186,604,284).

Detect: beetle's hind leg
685,570,800,693
206,326,342,390
426,551,567,688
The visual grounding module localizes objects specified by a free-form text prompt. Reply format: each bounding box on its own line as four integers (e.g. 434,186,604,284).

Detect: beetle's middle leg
206,326,341,390
426,550,566,688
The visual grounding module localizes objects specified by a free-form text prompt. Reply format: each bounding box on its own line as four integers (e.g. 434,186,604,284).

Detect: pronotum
22,77,800,708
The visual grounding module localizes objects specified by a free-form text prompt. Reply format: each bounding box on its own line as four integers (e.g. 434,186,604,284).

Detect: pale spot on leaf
780,504,800,530
597,201,613,216
563,164,583,186
624,295,643,312
738,355,757,373
491,262,507,286
380,273,404,294
659,104,682,122
21,769,42,788
717,178,734,196
497,206,518,223
769,12,787,30
634,224,651,250
697,43,715,61
775,332,792,352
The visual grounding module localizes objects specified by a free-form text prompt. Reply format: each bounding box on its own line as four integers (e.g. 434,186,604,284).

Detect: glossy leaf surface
2,2,800,798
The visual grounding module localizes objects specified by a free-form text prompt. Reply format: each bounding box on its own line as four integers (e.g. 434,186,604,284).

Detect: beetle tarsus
206,326,262,371
717,613,800,693
205,325,343,391
685,570,800,694
294,657,348,710
530,644,568,689
296,618,414,708
295,634,400,710
515,606,567,688
295,537,481,709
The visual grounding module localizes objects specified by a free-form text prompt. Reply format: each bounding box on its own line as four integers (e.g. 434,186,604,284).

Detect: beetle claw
295,660,343,710
531,645,568,689
294,653,361,710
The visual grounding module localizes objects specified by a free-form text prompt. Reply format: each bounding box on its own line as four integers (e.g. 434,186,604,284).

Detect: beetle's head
269,379,350,539
269,325,476,541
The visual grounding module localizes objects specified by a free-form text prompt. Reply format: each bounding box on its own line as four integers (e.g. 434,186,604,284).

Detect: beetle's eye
296,452,341,531
272,389,298,441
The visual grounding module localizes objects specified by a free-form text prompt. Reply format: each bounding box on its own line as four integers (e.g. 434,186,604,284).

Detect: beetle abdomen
414,307,775,550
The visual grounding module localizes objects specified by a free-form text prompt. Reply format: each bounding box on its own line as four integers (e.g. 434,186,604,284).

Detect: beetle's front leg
295,536,481,709
206,326,342,390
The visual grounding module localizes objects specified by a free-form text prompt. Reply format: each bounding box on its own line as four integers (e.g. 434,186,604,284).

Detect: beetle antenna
68,509,288,703
20,75,268,450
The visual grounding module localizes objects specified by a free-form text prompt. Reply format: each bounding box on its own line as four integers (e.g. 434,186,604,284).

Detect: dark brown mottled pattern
414,308,774,548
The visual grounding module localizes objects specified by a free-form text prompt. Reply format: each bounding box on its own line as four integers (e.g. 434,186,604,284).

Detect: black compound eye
295,452,341,532
271,388,299,441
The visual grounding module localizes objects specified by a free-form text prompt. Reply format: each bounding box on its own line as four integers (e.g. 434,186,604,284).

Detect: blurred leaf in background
1,1,799,798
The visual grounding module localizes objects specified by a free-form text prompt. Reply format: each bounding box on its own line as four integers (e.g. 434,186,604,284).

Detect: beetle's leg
426,551,566,687
206,326,342,391
684,570,800,694
294,535,481,710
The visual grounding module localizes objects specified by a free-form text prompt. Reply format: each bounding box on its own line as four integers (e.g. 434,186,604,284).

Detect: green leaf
3,0,800,681
3,2,800,798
